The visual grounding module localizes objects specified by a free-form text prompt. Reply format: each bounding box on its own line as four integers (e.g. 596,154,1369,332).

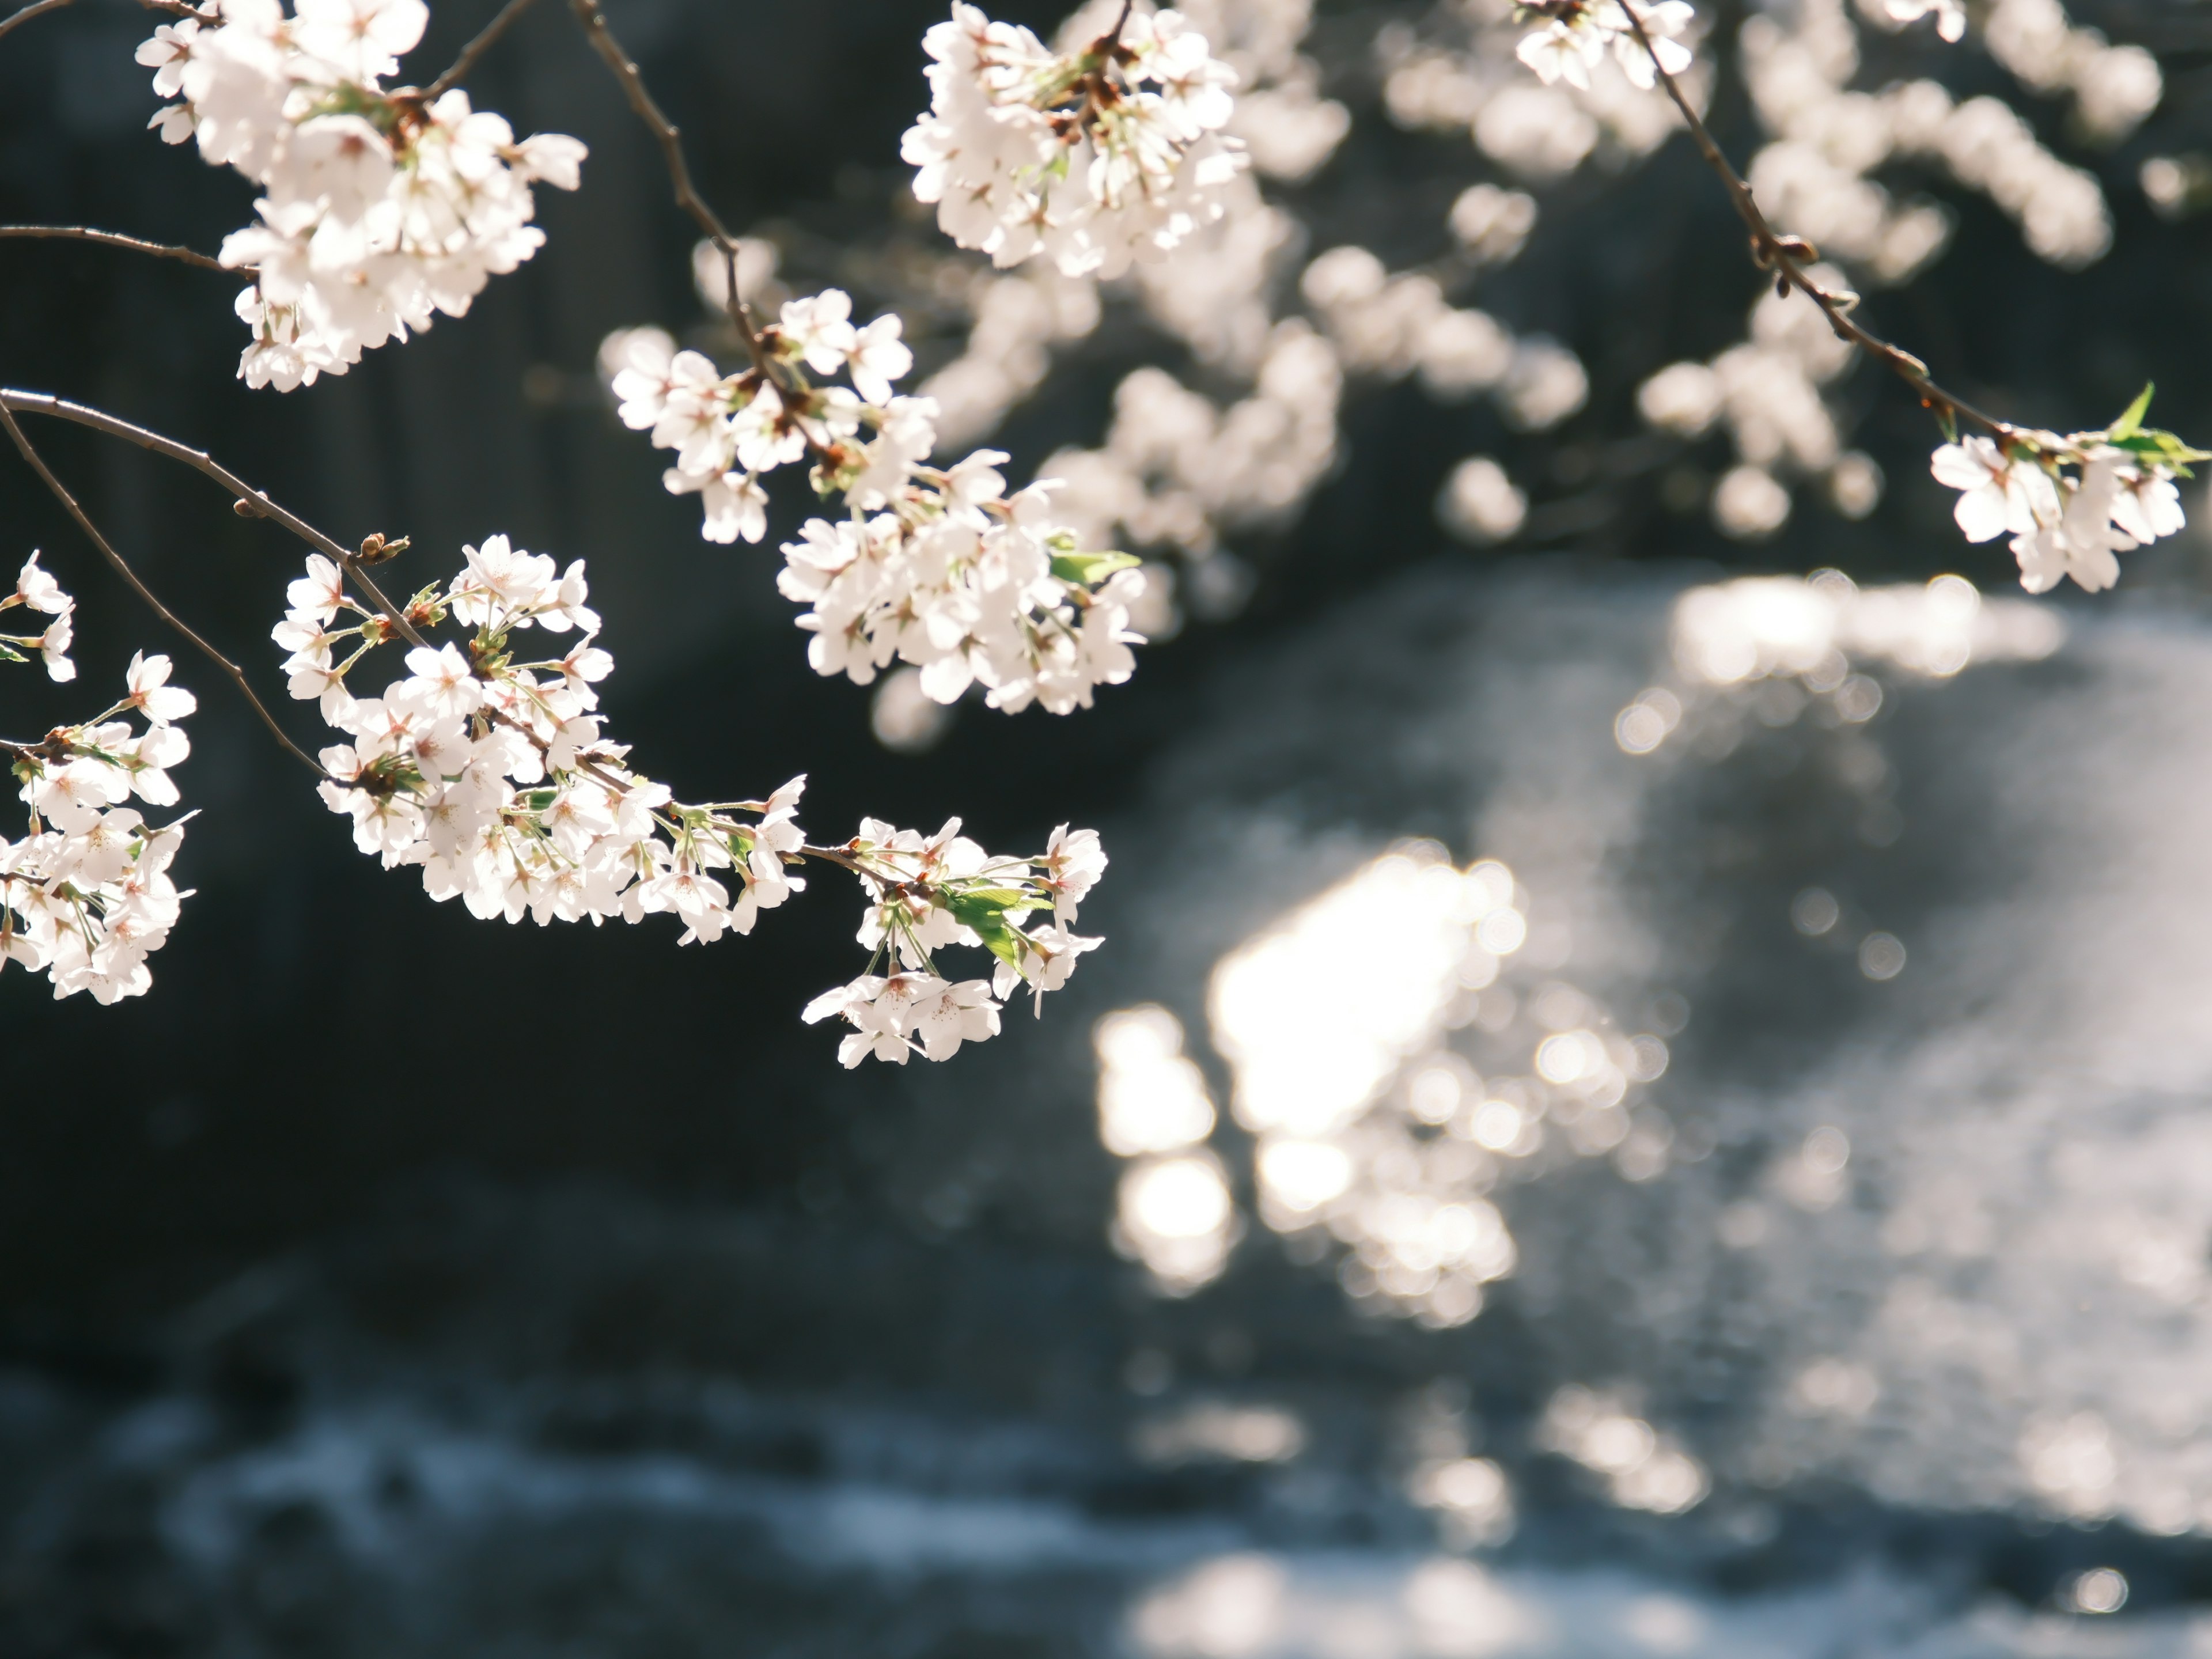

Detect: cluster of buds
272,539,1108,1058
901,2,1246,279
1931,387,2200,593
606,287,1148,716
1514,0,1695,92
138,0,586,390
5,554,198,1002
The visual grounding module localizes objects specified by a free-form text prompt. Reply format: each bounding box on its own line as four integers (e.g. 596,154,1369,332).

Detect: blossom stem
1617,5,2015,440
0,224,226,270
425,0,547,100
0,399,328,778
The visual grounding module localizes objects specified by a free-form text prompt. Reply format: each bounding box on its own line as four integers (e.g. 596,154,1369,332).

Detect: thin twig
425,0,546,99
1,389,359,566
0,401,328,777
0,225,226,271
1617,6,2014,440
0,0,209,44
566,0,770,369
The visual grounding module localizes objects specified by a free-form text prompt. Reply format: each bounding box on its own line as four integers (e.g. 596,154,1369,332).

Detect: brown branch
0,225,226,271
0,0,208,44
0,401,328,778
0,0,73,44
425,0,546,100
565,0,771,373
1617,6,2015,441
1,389,361,566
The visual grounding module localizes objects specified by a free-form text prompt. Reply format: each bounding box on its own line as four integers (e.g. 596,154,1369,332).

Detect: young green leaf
1049,550,1141,587
2108,382,2156,442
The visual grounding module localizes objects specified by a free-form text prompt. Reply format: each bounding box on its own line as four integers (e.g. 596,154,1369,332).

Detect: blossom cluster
270,539,1107,1058
802,819,1107,1066
1,552,75,682
1514,0,1695,92
1929,390,2196,594
605,290,1148,716
902,2,1248,279
137,0,586,391
4,556,198,1002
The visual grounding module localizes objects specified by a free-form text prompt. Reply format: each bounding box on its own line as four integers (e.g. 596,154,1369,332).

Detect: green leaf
1936,405,1959,445
0,642,24,665
522,788,558,813
2109,382,2156,442
942,888,1037,969
1050,550,1142,587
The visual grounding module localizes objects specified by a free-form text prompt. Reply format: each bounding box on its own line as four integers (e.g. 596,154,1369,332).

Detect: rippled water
11,560,2212,1656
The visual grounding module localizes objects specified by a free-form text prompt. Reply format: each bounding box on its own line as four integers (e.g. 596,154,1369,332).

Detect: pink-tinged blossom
1930,437,2058,543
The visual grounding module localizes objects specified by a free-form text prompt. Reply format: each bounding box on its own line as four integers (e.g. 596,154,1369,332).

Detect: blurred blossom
869,666,955,753
919,266,1101,450
1827,452,1884,519
1448,183,1539,265
1438,458,1528,544
2141,154,2212,221
689,235,782,315
1713,466,1792,540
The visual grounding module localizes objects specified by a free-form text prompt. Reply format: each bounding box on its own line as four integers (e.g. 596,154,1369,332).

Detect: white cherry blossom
902,3,1248,279
139,0,587,389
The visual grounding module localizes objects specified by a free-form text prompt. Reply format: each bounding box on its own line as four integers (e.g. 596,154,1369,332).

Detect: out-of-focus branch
0,225,226,270
1616,5,2016,441
0,0,211,44
0,0,73,44
0,399,328,776
425,0,546,99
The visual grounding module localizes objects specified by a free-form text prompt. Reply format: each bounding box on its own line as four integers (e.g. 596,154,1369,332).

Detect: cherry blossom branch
0,389,365,567
1615,3,2015,440
0,399,326,775
424,0,545,99
0,225,225,270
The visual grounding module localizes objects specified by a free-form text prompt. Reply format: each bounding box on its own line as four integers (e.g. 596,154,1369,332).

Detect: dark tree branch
1616,5,2015,440
0,225,226,271
0,400,328,777
425,0,547,99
